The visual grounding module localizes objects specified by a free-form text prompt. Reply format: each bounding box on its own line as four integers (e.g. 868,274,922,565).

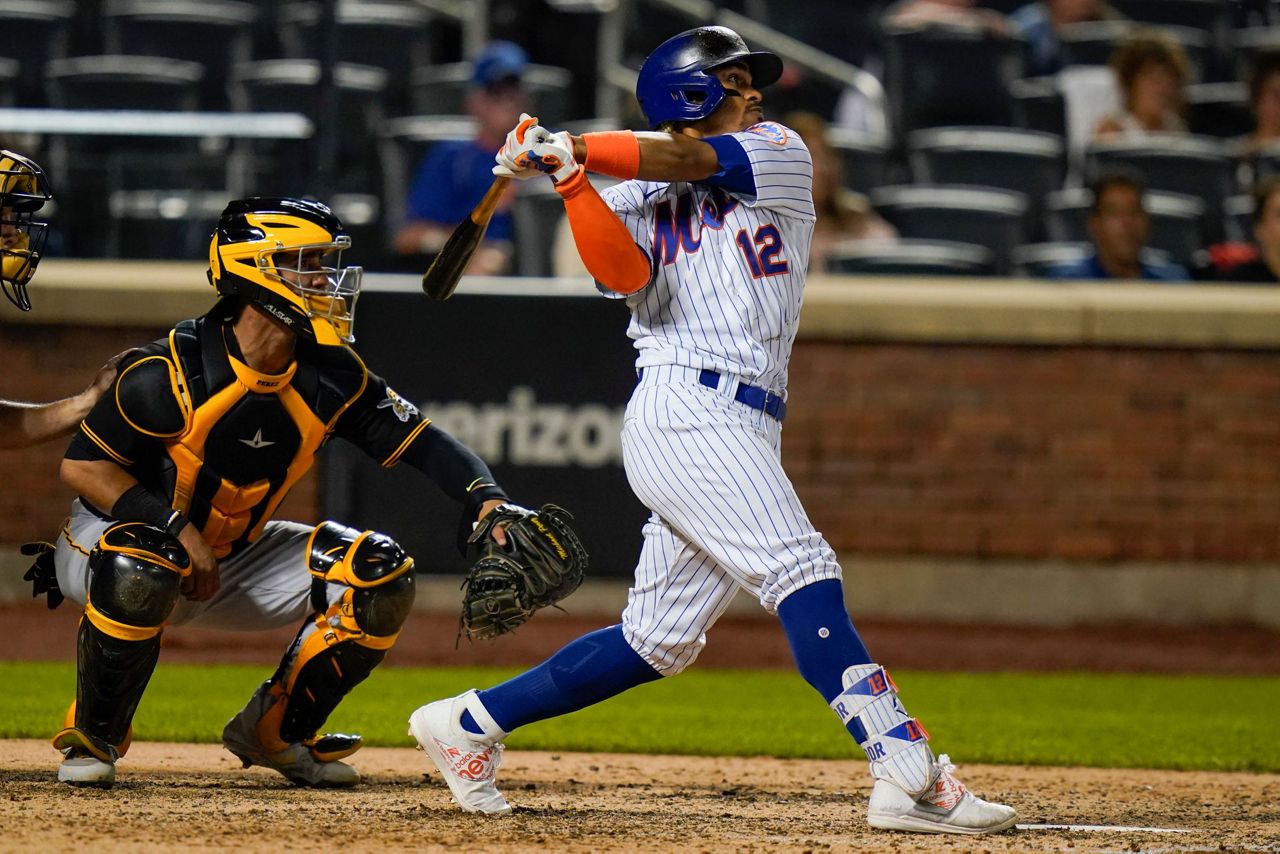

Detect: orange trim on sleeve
582,131,641,180
555,170,651,294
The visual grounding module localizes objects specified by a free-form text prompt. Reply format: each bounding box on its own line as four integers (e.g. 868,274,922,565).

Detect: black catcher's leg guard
222,522,415,786
54,523,188,765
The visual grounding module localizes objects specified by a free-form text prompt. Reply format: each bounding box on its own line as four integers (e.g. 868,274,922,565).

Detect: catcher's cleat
222,706,360,788
408,692,511,815
57,749,116,788
53,729,118,789
866,754,1017,835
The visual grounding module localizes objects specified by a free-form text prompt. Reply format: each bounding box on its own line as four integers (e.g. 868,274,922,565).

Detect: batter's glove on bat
512,130,581,184
458,503,588,642
21,540,63,610
493,112,550,181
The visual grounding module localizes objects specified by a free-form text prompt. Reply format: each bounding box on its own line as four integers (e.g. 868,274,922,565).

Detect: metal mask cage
256,237,363,342
0,207,50,311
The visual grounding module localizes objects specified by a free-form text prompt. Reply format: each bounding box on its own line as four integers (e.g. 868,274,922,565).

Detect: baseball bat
420,175,511,301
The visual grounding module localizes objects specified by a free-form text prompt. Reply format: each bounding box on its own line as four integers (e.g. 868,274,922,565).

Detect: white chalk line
1016,824,1193,834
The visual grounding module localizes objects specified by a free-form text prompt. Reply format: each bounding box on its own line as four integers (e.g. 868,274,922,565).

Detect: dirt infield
3,739,1276,853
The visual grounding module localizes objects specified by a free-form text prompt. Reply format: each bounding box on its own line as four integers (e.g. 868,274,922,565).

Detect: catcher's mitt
459,503,587,641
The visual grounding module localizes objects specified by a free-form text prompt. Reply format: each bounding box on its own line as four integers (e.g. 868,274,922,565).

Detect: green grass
6,661,1278,773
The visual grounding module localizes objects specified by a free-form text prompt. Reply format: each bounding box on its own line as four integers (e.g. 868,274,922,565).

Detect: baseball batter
409,27,1017,835
39,197,511,789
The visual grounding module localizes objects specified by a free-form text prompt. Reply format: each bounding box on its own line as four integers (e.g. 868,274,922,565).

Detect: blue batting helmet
636,26,783,130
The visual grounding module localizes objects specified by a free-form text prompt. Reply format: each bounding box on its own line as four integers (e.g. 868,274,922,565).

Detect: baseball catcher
34,196,571,790
459,503,587,641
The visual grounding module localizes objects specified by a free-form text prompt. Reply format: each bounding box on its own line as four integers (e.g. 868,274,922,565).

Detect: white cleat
57,750,116,788
408,693,512,815
866,754,1017,835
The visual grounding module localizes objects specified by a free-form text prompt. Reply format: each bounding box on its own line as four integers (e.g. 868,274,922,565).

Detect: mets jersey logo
377,388,419,422
746,121,788,145
652,187,789,277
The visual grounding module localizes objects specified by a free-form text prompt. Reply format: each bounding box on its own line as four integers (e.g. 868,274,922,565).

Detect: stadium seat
1234,26,1280,82
1108,0,1231,31
827,129,894,194
908,126,1064,241
1085,135,1234,241
827,239,997,277
881,24,1027,141
512,175,617,278
102,0,258,110
1011,78,1067,136
1045,187,1206,267
277,0,432,114
107,189,229,259
409,63,576,126
376,115,475,250
1012,241,1179,277
1224,194,1255,243
0,57,17,107
45,55,204,111
0,0,74,106
230,59,387,194
1186,82,1254,138
870,185,1029,274
1058,22,1210,81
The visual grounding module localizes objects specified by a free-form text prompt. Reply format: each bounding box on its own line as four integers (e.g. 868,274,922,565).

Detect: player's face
1254,190,1280,260
709,63,763,133
1088,184,1148,265
1254,72,1280,135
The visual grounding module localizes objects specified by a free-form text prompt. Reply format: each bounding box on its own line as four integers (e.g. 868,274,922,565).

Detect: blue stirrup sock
460,624,662,735
776,578,873,743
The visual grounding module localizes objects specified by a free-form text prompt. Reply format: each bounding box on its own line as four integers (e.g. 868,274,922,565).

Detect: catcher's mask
0,150,54,312
208,197,362,346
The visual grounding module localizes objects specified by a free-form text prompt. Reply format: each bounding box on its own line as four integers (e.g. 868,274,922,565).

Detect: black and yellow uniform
68,305,506,556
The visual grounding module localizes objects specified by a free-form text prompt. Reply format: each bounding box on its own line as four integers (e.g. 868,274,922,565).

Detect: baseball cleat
221,709,360,788
57,749,116,788
408,693,511,815
866,754,1017,835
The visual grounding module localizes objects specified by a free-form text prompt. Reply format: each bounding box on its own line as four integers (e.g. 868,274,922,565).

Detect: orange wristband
582,131,641,180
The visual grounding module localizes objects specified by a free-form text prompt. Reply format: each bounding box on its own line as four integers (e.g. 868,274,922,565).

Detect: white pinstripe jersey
599,121,815,394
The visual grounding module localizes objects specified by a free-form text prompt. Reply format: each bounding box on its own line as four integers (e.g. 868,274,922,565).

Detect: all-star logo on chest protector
377,388,419,422
240,428,275,449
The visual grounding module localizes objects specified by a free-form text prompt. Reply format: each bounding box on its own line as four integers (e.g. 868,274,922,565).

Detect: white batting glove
511,130,581,184
492,112,550,181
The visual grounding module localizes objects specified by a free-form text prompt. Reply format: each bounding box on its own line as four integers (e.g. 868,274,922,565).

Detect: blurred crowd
3,0,1280,283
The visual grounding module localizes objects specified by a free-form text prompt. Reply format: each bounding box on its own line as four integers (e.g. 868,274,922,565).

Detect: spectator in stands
392,41,525,274
785,112,896,271
1240,51,1280,158
883,0,1010,36
1010,0,1122,77
1094,29,1190,139
1049,167,1189,280
1220,176,1280,283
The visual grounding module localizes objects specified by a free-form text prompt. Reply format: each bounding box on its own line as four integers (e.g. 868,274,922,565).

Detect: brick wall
4,323,1277,563
784,341,1280,562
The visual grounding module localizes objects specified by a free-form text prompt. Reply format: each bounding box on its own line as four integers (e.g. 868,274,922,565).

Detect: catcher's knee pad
248,522,415,753
65,522,190,752
830,664,936,797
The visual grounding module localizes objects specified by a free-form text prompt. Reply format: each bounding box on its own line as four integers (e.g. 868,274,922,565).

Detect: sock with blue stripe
460,624,662,735
776,578,873,743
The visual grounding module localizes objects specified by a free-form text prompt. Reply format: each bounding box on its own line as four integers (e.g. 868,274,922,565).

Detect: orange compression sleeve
581,131,641,180
555,170,651,294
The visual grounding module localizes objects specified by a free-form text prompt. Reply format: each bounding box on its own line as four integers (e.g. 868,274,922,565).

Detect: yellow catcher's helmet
208,197,362,346
0,150,54,312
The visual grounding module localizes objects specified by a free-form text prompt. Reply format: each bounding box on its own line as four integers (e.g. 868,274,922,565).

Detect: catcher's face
261,243,362,344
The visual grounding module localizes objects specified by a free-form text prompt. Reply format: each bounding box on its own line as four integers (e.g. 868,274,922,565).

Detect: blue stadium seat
409,63,576,126
1045,187,1206,267
870,185,1029,274
0,0,74,106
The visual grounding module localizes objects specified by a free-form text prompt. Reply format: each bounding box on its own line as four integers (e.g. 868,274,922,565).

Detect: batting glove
512,130,581,184
493,113,551,181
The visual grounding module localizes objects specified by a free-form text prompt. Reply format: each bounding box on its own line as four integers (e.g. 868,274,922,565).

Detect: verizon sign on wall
321,279,646,577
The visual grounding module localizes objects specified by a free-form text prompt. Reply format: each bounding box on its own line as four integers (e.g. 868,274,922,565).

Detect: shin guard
829,664,937,797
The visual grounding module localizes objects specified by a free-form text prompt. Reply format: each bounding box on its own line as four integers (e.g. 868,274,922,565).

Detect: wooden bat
420,175,511,300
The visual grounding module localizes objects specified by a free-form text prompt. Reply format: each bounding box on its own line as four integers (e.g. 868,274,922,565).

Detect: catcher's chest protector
160,317,365,556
